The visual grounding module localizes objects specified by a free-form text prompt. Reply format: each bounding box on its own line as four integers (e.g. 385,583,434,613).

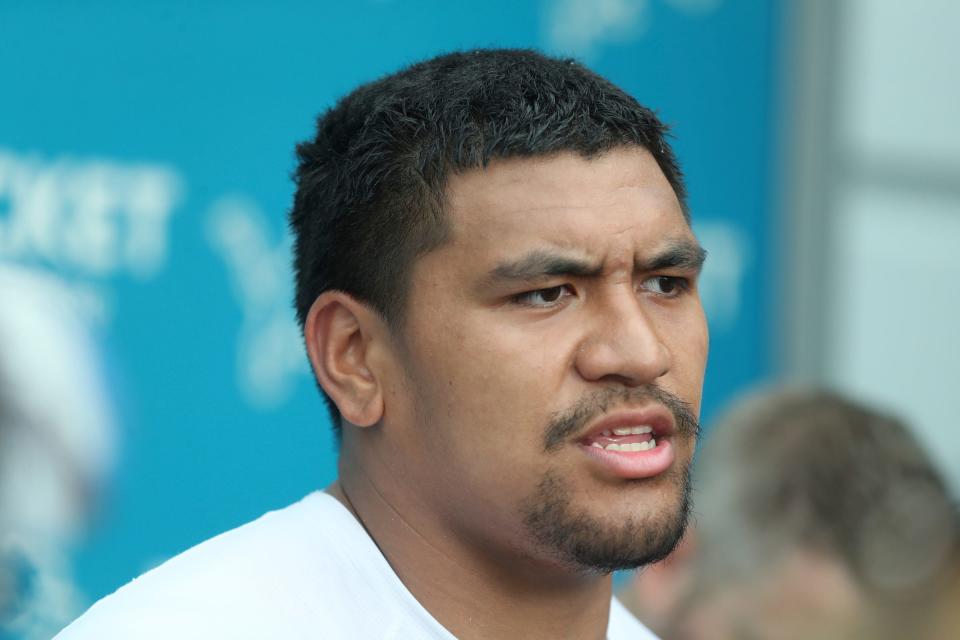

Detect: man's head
293,49,708,576
625,387,959,639
290,49,688,426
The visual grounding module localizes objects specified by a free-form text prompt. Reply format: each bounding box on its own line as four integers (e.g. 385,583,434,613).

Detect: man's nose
574,293,671,386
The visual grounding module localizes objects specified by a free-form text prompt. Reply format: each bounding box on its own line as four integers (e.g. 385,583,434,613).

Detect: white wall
785,0,960,492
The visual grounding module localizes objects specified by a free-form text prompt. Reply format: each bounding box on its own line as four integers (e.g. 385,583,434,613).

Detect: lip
575,406,677,479
579,406,676,441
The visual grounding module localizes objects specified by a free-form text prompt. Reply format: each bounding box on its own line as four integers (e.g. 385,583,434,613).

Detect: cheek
400,325,558,510
405,315,562,449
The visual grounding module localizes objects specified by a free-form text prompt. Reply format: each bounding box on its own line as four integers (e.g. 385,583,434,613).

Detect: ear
304,291,387,428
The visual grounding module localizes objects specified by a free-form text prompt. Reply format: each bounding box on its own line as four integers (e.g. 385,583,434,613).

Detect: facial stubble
521,386,699,574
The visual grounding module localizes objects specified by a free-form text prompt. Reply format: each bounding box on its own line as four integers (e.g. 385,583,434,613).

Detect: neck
329,457,614,640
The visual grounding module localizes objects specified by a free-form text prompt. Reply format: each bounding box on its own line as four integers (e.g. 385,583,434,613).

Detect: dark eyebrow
487,250,603,283
638,240,707,274
485,240,706,286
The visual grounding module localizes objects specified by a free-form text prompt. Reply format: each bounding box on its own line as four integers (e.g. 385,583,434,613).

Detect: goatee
521,385,698,573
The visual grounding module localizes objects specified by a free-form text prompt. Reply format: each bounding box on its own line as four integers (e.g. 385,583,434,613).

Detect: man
621,387,960,640
58,49,708,639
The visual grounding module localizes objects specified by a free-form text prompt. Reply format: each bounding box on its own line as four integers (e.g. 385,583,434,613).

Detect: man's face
381,147,708,573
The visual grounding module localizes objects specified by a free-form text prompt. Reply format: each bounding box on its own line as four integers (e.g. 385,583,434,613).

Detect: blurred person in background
620,387,960,639
0,265,116,640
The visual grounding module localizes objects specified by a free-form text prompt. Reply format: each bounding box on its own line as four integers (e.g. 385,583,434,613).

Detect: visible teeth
601,430,612,436
612,426,654,436
602,439,657,452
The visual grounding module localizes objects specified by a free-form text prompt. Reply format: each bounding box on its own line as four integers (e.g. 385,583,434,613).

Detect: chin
521,467,693,574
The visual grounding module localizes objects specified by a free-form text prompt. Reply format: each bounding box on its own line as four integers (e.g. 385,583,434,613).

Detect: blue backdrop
0,0,780,605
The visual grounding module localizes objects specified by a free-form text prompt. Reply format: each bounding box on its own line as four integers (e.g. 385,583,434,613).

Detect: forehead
441,147,690,265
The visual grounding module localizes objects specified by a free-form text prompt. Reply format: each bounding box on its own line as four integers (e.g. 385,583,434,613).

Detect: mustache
543,385,700,452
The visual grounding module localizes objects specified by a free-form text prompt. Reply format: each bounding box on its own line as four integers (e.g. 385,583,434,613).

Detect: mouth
575,408,677,479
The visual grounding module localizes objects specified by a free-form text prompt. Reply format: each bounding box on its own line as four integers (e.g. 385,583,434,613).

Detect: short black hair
290,48,687,427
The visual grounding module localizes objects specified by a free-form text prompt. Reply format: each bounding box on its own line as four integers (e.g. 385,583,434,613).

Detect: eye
642,276,689,298
513,285,574,307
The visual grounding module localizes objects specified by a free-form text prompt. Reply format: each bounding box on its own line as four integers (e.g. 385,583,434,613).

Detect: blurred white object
0,263,117,639
543,0,649,58
541,0,723,59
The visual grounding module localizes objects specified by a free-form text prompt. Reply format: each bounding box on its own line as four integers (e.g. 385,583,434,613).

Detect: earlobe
304,292,385,428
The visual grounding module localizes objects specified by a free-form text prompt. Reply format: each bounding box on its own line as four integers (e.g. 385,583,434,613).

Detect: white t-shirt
57,492,658,639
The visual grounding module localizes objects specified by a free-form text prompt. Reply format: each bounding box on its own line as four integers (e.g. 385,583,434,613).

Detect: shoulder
608,596,660,640
56,492,364,639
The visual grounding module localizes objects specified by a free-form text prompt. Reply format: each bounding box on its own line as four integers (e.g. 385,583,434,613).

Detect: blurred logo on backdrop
0,148,307,411
695,221,750,333
0,148,182,324
205,195,306,409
